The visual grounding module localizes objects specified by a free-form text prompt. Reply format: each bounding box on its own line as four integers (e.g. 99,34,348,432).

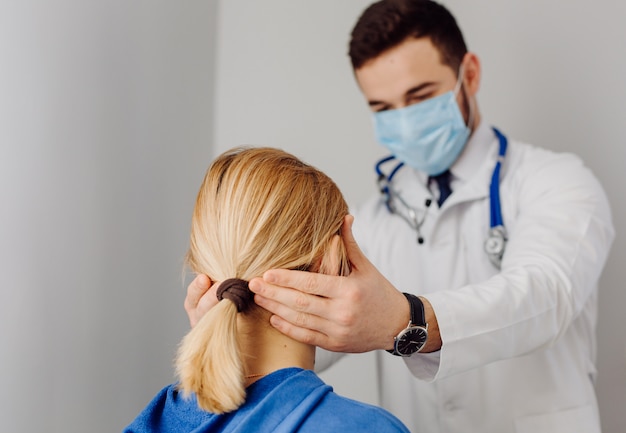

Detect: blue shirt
124,367,409,433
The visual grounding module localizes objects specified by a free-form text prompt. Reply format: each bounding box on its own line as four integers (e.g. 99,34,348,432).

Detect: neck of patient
237,308,315,386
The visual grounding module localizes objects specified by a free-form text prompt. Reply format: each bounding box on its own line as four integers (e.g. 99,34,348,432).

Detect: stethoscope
375,127,508,269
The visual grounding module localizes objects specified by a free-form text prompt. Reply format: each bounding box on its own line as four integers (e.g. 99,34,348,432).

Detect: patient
124,147,409,432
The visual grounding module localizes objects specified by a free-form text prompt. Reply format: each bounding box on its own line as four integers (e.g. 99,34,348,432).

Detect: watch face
396,326,428,356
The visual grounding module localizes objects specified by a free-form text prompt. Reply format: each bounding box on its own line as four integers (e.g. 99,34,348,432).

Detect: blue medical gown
124,367,409,433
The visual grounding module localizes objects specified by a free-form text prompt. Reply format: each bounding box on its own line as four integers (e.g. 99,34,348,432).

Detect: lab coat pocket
514,404,599,433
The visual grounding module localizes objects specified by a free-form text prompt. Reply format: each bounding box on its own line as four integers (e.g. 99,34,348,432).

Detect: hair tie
216,278,254,312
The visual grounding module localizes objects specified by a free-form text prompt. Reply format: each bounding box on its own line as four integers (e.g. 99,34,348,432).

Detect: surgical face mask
373,68,471,176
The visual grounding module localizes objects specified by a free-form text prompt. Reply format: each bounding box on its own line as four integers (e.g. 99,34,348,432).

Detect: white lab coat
330,122,614,433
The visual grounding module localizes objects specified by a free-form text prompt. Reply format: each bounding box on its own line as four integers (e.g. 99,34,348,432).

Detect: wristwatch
386,293,428,357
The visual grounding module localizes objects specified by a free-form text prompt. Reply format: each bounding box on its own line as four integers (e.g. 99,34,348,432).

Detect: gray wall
1,1,624,432
0,1,217,432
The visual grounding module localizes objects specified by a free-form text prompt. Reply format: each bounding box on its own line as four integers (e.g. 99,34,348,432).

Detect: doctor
184,1,614,432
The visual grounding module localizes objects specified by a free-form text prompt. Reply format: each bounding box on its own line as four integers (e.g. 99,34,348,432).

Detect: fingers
252,290,350,352
341,214,367,271
184,274,210,312
249,277,335,319
184,274,217,327
267,314,335,350
342,214,355,238
249,276,359,352
266,310,358,353
196,280,220,318
260,268,341,298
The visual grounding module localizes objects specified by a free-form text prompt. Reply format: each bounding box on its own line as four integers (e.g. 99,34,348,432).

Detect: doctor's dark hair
175,147,349,414
349,0,468,71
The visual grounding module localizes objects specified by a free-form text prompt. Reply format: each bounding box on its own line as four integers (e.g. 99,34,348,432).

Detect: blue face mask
373,70,471,176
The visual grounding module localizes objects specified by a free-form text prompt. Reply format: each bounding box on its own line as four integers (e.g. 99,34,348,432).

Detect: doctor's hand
184,274,220,327
248,215,411,353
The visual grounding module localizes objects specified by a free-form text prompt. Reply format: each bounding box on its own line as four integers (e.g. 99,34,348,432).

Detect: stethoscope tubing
376,126,508,230
490,127,508,229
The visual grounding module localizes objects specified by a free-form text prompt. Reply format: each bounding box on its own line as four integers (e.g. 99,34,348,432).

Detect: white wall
212,0,384,205
214,0,626,430
0,1,217,432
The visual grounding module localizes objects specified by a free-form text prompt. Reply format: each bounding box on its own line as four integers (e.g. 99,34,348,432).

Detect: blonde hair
175,147,349,414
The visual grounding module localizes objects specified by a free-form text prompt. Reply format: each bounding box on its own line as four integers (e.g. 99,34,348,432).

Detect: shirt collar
449,120,497,182
411,120,497,188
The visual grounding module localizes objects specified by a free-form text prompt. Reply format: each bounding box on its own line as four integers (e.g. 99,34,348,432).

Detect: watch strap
403,292,426,327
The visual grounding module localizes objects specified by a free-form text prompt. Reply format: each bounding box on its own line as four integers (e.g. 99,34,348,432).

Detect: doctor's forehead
354,38,457,99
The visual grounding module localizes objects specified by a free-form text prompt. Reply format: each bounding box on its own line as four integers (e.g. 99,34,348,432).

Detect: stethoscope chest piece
484,225,507,269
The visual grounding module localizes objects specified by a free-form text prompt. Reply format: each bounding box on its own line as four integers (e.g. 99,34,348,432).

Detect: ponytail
175,299,245,414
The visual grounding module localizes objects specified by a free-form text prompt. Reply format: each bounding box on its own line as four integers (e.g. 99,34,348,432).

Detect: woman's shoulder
296,376,410,432
123,383,213,433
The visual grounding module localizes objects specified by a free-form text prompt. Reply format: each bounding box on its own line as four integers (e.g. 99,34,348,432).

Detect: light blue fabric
124,368,409,433
373,90,470,176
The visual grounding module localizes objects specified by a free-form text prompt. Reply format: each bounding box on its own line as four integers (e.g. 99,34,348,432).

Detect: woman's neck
237,310,315,386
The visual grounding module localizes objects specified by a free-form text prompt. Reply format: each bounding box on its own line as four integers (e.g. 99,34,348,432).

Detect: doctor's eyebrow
367,81,438,109
404,82,438,99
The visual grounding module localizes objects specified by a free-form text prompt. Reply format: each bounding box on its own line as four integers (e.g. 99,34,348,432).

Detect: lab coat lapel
440,124,505,211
